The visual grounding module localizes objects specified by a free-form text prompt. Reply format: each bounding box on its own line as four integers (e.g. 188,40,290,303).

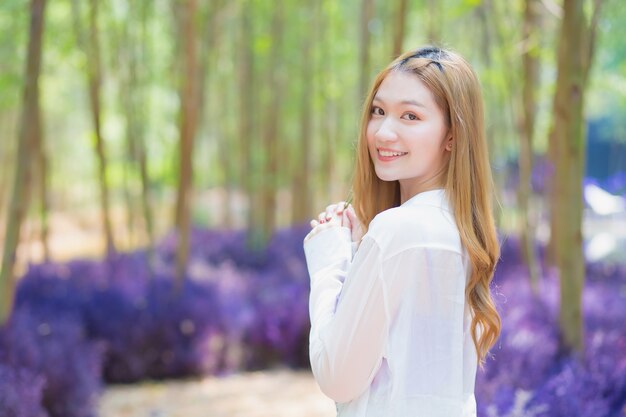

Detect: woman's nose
374,117,398,141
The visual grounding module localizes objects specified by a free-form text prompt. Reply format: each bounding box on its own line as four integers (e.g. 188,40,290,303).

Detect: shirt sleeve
303,226,387,403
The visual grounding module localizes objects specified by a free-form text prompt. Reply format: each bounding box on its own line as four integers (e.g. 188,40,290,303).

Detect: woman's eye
402,113,418,121
371,106,384,116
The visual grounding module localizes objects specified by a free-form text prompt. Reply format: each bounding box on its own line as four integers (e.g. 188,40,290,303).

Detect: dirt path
99,369,336,417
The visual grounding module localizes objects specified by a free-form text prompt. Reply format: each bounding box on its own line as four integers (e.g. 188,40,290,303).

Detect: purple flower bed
0,363,47,417
0,225,312,417
1,225,625,417
476,239,626,417
0,308,103,417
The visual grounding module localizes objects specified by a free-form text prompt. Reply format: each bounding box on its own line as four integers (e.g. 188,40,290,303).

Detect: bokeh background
1,0,625,416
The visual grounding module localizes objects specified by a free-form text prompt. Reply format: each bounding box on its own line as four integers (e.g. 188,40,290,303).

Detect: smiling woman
302,46,501,417
367,70,452,202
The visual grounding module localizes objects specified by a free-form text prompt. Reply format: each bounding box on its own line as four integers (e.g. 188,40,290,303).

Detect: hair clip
399,47,446,72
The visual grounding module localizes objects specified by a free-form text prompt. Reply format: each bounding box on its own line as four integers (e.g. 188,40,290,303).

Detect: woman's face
366,70,452,198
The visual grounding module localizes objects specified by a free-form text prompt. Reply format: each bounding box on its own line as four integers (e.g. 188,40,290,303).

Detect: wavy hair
351,46,501,367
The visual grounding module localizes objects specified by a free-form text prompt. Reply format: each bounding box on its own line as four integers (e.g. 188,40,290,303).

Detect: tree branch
586,0,604,78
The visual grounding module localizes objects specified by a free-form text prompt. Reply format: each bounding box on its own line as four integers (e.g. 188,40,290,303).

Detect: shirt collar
400,188,449,210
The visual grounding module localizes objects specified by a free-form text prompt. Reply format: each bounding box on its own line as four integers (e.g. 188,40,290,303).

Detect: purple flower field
1,225,625,417
476,239,626,417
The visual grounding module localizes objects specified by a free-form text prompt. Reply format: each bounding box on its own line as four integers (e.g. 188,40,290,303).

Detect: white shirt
303,189,478,417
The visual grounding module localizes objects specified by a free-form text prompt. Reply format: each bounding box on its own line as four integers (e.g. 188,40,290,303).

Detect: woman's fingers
306,201,354,243
310,201,349,231
317,202,345,224
306,202,363,244
344,205,354,219
345,205,365,243
322,203,343,220
344,208,354,229
341,209,351,228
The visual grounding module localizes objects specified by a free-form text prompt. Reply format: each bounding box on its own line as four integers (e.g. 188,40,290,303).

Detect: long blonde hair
352,47,500,367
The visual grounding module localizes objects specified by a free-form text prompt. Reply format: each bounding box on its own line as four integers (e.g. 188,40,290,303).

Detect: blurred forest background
1,0,625,416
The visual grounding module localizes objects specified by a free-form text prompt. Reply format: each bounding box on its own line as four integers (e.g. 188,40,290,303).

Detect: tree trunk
257,0,285,245
426,0,441,44
476,4,493,66
518,0,541,292
482,0,520,231
550,0,603,354
174,0,200,282
122,136,137,248
358,0,374,103
117,0,155,257
316,0,340,207
202,1,233,228
71,0,116,255
119,36,139,249
0,123,9,221
136,1,156,258
35,111,50,262
392,0,408,57
209,3,235,229
291,1,315,224
87,0,115,255
237,0,259,247
0,0,47,324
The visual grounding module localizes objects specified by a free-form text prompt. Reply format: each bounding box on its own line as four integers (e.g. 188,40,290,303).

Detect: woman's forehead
374,71,437,107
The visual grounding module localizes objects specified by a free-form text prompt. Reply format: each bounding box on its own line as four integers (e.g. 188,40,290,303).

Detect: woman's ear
445,135,453,151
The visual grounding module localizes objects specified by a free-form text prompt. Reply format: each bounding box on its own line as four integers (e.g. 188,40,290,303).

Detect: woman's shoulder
366,204,462,257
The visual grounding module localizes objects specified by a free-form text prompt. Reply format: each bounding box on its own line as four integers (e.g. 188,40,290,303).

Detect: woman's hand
304,201,365,244
343,204,365,244
304,202,345,243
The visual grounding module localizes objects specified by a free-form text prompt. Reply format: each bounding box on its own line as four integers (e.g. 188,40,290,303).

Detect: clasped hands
304,201,365,245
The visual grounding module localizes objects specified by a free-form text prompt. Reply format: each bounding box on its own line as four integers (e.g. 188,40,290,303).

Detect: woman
302,46,501,416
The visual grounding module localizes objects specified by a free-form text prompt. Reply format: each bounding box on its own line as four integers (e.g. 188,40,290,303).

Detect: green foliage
0,0,27,110
1,0,624,230
587,0,626,142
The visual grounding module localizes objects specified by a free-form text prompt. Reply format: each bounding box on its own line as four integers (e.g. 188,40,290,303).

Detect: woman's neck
399,177,445,205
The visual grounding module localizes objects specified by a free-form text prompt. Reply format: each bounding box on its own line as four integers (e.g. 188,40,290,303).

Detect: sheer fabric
303,189,478,417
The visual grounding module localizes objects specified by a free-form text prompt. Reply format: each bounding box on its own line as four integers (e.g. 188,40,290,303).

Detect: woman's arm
304,227,387,403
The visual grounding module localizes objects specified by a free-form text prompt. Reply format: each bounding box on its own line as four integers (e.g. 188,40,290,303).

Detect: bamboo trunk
518,0,541,292
549,0,603,354
174,0,200,282
0,0,47,324
35,109,50,262
426,0,440,45
358,0,374,103
315,0,339,207
392,0,408,57
237,1,260,248
87,0,116,255
136,1,156,256
259,0,284,244
291,1,314,224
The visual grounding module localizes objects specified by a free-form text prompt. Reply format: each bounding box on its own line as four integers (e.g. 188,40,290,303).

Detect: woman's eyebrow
372,96,426,108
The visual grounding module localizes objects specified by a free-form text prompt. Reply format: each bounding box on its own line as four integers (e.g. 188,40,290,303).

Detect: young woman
302,46,501,416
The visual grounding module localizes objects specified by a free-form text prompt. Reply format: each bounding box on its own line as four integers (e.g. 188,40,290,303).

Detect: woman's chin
374,170,398,182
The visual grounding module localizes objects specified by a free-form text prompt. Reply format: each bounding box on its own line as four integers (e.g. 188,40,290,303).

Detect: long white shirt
303,189,478,417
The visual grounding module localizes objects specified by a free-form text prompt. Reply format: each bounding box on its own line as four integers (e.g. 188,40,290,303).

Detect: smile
377,149,408,161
